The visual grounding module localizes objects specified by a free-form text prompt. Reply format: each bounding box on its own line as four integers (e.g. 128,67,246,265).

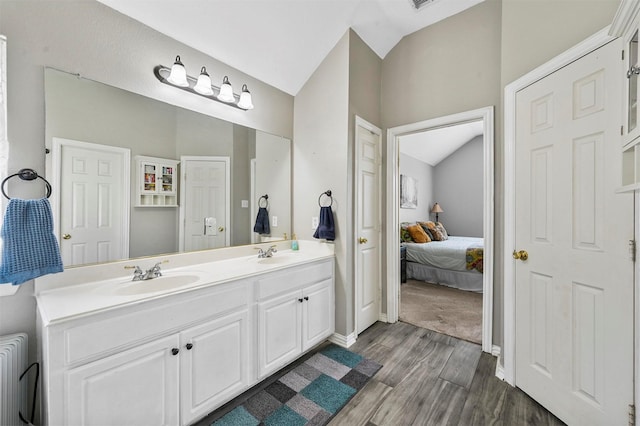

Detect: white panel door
180,156,230,251
355,118,382,334
181,310,250,424
65,335,179,426
514,39,633,425
57,140,129,266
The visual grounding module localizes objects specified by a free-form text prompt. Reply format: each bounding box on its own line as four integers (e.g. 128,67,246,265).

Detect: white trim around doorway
386,106,494,354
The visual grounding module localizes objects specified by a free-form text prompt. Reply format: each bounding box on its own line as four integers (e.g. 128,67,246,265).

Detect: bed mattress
403,236,483,273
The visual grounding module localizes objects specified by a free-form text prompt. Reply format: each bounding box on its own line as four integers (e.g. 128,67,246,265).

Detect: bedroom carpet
400,279,482,344
206,344,382,426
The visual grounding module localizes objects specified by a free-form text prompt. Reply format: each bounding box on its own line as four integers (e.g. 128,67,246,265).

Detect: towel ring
259,194,269,208
1,168,52,200
318,190,333,207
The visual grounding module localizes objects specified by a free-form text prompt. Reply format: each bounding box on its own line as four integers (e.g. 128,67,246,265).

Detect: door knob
218,227,224,232
62,234,71,240
358,237,368,244
512,250,529,261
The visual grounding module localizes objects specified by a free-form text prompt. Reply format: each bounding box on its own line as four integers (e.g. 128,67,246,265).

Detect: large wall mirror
44,68,291,267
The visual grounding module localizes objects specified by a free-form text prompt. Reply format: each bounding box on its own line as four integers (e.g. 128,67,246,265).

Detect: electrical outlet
241,200,249,208
312,217,319,229
272,216,278,227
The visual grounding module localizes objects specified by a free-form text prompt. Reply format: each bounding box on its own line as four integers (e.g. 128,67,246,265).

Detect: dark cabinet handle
171,348,180,356
298,298,303,303
304,296,309,301
186,343,193,350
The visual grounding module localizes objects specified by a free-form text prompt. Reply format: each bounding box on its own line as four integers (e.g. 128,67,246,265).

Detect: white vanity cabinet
38,255,335,426
39,279,253,426
257,260,334,379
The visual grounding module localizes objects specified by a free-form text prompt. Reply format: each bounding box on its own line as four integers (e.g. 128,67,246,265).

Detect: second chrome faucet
256,245,278,258
125,260,168,281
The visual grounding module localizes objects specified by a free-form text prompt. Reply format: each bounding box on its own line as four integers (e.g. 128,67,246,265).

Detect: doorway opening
398,121,484,344
386,106,494,353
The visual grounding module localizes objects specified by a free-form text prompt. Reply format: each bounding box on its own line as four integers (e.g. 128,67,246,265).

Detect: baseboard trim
492,345,505,381
491,345,501,358
329,332,357,348
379,313,388,323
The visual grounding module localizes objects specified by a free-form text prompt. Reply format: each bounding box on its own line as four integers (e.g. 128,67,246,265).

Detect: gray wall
381,0,619,348
433,136,484,237
381,0,502,339
0,0,293,380
255,131,291,241
293,31,350,335
399,153,434,224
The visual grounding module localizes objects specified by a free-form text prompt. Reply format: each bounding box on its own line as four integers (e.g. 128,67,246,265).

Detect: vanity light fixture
154,55,254,110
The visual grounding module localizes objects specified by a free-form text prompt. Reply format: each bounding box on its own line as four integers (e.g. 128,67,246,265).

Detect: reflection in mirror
44,68,291,267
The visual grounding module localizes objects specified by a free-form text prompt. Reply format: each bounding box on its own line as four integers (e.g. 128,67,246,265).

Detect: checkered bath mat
212,344,382,426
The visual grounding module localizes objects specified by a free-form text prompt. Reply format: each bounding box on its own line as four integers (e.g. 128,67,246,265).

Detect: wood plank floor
330,321,565,426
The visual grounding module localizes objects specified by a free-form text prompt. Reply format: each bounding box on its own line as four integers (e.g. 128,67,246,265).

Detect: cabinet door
141,161,159,194
65,335,180,426
257,290,302,378
180,309,251,425
302,279,334,351
624,26,640,146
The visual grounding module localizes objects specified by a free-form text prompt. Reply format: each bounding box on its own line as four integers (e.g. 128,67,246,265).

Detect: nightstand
400,246,407,284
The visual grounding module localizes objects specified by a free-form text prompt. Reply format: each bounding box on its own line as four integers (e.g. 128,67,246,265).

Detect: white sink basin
112,274,201,295
257,256,294,264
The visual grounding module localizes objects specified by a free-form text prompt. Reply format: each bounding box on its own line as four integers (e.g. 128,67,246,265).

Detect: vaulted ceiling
98,0,484,95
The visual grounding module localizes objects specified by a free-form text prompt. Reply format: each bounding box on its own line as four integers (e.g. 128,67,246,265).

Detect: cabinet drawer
256,260,333,300
63,282,249,365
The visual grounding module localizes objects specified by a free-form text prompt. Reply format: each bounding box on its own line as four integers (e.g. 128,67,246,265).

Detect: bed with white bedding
403,236,484,292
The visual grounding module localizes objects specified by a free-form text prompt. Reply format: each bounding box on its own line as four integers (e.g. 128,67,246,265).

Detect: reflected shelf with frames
135,155,179,207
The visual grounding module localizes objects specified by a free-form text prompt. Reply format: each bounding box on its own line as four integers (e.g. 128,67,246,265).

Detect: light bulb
238,84,254,110
194,66,214,95
217,76,235,103
167,55,189,87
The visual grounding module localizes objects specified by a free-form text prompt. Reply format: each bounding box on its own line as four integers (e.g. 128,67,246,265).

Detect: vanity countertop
35,240,334,325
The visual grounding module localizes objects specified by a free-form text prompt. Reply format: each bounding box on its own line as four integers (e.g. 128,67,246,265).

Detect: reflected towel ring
1,168,52,200
259,194,269,208
318,190,333,207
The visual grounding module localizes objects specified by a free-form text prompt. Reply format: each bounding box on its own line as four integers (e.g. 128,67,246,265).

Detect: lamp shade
167,55,189,87
431,203,443,213
217,76,235,103
237,84,254,110
194,66,214,95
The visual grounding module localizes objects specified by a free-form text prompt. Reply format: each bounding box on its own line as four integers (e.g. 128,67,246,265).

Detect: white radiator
0,333,28,426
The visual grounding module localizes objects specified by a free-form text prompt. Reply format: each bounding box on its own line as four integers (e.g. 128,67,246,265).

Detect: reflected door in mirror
54,138,131,266
180,156,230,251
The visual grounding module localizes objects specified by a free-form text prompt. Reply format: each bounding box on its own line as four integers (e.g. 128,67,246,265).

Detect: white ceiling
98,0,484,95
399,120,483,166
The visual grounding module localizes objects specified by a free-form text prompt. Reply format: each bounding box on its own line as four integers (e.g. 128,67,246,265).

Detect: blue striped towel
0,198,63,285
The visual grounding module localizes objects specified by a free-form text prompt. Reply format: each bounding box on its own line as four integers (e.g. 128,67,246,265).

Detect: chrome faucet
257,245,278,258
126,261,166,281
142,262,164,280
127,265,144,281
